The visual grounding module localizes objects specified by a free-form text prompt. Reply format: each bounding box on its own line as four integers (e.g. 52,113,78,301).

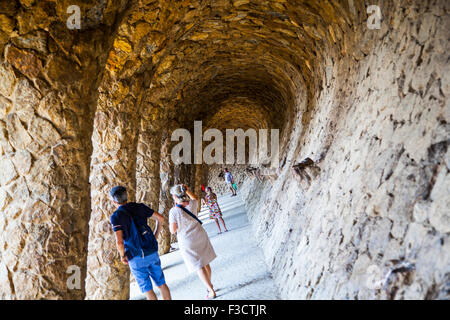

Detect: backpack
117,208,157,259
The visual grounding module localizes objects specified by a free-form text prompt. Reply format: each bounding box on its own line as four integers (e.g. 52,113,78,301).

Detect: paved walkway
130,194,280,300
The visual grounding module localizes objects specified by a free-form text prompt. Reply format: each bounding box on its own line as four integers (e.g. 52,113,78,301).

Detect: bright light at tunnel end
170,121,280,168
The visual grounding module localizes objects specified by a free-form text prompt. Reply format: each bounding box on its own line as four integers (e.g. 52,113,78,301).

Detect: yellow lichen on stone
115,81,130,99
190,32,210,41
185,23,195,31
271,3,286,12
303,25,322,40
290,19,300,28
233,0,250,7
144,9,160,23
19,0,35,8
156,55,176,74
328,25,336,43
106,50,128,74
113,37,133,53
304,59,311,71
0,14,14,34
133,22,151,43
277,28,296,38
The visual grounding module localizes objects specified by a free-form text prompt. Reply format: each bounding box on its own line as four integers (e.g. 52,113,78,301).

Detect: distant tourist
109,186,172,300
202,186,228,234
223,168,237,196
169,184,217,299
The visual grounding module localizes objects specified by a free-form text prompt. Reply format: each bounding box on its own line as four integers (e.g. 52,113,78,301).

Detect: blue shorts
128,251,166,293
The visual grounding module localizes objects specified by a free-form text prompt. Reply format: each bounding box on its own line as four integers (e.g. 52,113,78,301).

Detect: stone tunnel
0,0,448,300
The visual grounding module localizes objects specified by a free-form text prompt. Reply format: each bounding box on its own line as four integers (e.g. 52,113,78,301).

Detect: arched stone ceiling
205,97,271,131
103,0,361,134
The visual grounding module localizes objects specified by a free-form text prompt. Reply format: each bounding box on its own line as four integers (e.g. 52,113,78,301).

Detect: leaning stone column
85,77,141,300
157,131,174,255
136,126,162,209
136,124,162,246
0,10,122,298
194,164,209,198
188,164,196,190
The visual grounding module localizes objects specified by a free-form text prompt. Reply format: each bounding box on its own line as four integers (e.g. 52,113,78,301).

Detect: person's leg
148,252,171,300
205,264,212,283
214,218,222,233
219,217,228,231
157,283,172,300
228,184,234,196
197,266,215,298
129,257,155,300
144,290,158,300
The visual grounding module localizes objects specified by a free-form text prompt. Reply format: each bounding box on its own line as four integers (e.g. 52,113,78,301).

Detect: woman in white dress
169,184,217,299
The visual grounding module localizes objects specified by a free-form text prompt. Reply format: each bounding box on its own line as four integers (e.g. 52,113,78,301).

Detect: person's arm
182,184,198,201
114,230,128,265
169,221,178,234
150,212,165,239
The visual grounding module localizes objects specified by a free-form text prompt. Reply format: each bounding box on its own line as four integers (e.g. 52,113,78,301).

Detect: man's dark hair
110,186,128,204
224,168,228,171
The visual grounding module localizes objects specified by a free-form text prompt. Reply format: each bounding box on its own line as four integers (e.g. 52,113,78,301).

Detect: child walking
202,187,228,234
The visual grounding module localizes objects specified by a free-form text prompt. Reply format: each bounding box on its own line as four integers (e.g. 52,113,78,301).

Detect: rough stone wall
1,0,447,301
157,131,176,254
136,126,162,210
241,1,449,299
84,0,181,298
193,164,209,201
0,0,127,299
86,72,145,300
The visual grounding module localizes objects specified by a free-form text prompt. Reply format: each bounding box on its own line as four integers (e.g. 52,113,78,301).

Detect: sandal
206,290,216,300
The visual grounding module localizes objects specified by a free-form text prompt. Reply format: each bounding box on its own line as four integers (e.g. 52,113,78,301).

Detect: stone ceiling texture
205,97,271,131
103,0,362,133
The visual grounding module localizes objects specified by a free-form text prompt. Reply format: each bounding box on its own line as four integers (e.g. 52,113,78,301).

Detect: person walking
223,168,237,196
169,184,217,299
109,186,172,300
202,186,228,234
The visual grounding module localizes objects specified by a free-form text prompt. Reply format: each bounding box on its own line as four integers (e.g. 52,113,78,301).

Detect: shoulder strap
117,207,143,234
115,207,144,255
176,204,203,225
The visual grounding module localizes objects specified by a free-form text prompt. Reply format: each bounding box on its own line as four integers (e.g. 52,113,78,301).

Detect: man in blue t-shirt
110,186,171,300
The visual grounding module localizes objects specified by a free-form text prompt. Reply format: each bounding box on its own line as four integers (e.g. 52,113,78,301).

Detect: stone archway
0,0,448,300
0,0,130,299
